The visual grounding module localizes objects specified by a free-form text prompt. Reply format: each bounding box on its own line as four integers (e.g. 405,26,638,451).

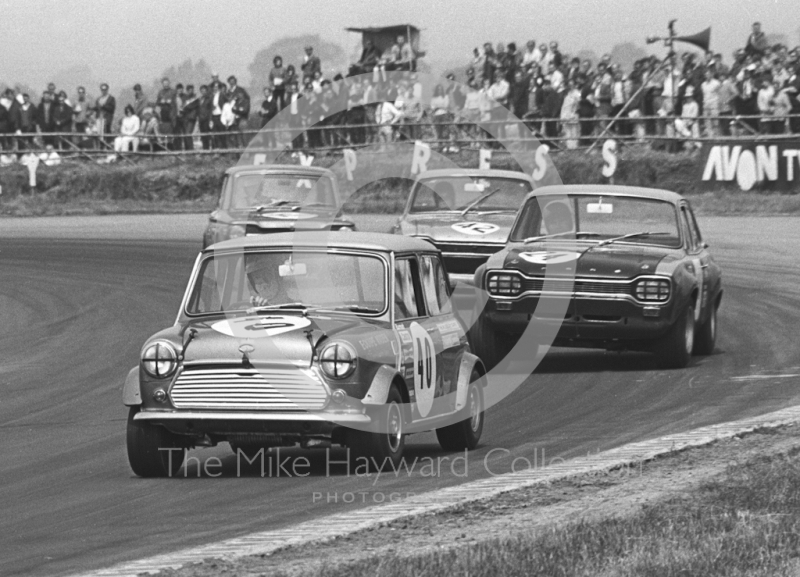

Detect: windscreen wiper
522,231,600,243
460,188,500,216
594,231,672,248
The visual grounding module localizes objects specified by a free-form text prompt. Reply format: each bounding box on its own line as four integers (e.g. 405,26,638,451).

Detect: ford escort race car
125,232,486,477
471,185,722,369
202,165,355,248
392,169,534,285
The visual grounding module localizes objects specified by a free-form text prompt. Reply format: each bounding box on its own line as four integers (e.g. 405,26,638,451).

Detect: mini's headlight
319,342,357,379
635,278,671,302
229,224,246,239
335,225,355,232
142,341,178,379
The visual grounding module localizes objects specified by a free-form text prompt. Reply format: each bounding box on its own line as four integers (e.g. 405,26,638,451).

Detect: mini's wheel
346,385,405,471
693,302,717,355
654,305,695,369
436,369,484,451
126,407,186,478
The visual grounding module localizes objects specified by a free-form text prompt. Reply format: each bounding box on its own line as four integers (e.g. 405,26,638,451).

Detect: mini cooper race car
392,169,534,285
472,185,722,369
202,165,355,248
125,232,486,477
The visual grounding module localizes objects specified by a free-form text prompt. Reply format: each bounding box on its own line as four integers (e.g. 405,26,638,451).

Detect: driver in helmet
245,257,283,307
543,202,575,235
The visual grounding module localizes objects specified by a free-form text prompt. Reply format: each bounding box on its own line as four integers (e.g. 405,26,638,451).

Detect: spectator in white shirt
114,105,141,153
488,69,510,141
377,87,402,150
701,69,722,137
522,40,540,67
675,85,700,148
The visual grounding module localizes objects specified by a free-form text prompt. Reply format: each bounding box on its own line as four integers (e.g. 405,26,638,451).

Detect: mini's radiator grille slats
170,367,327,411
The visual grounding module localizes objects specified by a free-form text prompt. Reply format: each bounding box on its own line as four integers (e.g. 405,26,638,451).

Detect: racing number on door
409,322,436,418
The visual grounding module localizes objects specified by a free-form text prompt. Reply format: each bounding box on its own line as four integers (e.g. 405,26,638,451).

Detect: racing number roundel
409,322,436,418
451,222,500,236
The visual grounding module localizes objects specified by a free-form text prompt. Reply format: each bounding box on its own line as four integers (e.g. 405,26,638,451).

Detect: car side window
687,205,704,246
394,258,423,320
420,255,452,316
681,207,700,252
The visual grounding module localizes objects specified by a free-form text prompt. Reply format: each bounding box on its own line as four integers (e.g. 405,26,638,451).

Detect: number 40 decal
409,322,437,418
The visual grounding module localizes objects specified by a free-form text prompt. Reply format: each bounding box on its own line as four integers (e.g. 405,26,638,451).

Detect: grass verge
152,427,800,577
1,150,799,217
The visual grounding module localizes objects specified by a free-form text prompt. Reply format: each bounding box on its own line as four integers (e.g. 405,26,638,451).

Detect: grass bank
1,149,798,217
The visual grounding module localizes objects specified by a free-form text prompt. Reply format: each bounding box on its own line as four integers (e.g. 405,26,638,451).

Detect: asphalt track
2,214,800,577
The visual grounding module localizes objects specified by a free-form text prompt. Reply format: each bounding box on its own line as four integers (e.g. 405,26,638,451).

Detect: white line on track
730,374,800,381
75,404,800,577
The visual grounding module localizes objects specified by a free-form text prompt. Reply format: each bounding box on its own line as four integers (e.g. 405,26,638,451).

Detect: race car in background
202,165,355,248
391,169,534,285
471,185,722,369
125,232,486,477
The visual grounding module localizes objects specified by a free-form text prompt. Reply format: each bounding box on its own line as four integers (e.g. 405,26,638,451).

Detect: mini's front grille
170,366,327,411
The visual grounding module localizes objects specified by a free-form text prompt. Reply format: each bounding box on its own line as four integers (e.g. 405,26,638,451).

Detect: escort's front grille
520,277,633,296
170,366,328,411
487,271,674,302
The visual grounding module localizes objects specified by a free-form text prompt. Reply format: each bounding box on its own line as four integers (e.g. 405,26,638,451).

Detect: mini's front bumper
134,410,372,436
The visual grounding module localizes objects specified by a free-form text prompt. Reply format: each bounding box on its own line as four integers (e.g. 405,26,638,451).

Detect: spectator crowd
0,22,799,162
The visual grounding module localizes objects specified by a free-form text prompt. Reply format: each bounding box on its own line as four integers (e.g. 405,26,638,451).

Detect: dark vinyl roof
207,231,437,254
224,164,335,177
415,168,534,182
525,184,684,204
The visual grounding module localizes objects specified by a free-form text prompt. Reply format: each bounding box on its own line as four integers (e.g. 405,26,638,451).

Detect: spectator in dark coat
227,75,250,148
258,86,280,150
95,83,116,140
37,91,56,146
0,89,16,151
352,39,381,75
269,56,287,107
15,93,38,149
745,22,769,57
197,84,213,150
301,46,322,82
52,91,74,149
210,81,228,149
156,78,177,146
179,84,199,151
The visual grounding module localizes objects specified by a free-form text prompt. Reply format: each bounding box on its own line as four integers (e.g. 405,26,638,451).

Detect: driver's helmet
543,201,574,235
434,180,456,209
245,256,280,301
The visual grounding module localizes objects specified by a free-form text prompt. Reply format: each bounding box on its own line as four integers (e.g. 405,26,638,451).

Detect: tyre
653,305,695,369
468,313,514,371
436,370,484,451
693,301,717,355
347,385,405,471
126,407,186,478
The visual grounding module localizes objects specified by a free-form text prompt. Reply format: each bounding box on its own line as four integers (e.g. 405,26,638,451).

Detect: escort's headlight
319,342,357,379
635,278,671,302
487,272,522,296
142,341,178,379
229,224,246,239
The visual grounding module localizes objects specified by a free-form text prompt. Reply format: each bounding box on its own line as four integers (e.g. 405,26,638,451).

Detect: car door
392,255,447,421
686,202,719,319
419,253,466,404
680,203,708,323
